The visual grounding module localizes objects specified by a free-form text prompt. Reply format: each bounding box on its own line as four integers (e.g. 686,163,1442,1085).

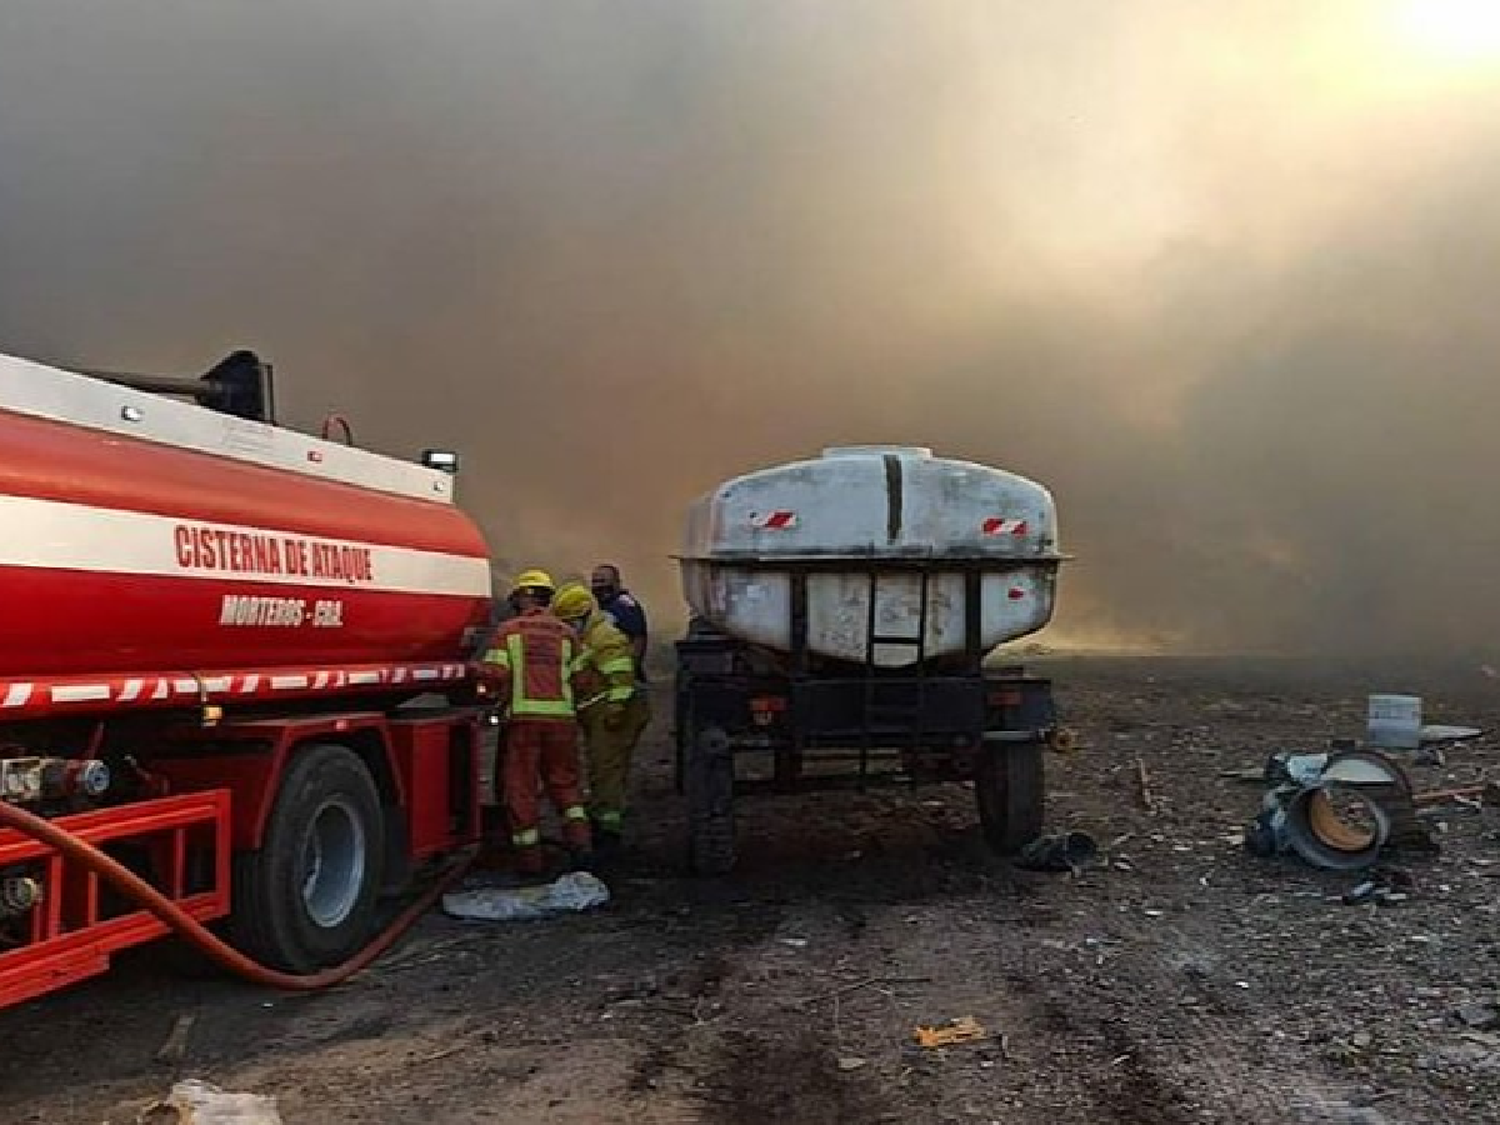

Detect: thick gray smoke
3,1,1500,655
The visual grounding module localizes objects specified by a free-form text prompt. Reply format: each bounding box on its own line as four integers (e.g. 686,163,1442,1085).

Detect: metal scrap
1421,724,1486,745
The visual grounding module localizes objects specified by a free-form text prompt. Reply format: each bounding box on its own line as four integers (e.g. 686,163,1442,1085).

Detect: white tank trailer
679,445,1063,665
672,446,1067,875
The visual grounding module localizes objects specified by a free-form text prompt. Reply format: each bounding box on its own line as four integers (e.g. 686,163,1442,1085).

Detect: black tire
230,743,386,973
975,740,1045,855
686,725,736,876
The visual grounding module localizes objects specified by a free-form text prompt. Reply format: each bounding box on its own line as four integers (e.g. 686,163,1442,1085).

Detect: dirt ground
3,655,1500,1124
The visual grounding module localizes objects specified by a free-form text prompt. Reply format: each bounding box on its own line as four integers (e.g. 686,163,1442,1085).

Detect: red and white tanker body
0,350,496,1004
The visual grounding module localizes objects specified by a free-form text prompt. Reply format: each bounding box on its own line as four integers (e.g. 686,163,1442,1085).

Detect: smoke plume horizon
4,1,1500,656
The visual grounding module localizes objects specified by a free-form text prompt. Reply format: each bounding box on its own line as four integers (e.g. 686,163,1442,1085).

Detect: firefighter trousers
500,718,591,849
580,693,652,830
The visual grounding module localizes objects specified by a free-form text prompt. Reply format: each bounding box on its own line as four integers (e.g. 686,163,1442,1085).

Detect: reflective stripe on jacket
572,614,636,712
483,608,578,720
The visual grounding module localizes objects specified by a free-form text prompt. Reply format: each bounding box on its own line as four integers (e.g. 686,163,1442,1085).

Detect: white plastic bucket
1367,694,1422,750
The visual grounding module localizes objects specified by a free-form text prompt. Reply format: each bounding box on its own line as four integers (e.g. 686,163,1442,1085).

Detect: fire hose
0,799,475,991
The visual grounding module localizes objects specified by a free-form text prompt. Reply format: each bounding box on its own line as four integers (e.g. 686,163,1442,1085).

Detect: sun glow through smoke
1394,0,1500,67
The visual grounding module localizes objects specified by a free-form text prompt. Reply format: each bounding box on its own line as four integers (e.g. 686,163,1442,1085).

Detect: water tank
0,352,493,713
678,446,1063,666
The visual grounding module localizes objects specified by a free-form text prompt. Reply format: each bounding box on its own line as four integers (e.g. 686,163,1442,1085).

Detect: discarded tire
1282,784,1390,871
1256,748,1423,871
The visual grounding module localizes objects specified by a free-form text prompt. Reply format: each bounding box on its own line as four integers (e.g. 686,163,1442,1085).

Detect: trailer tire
230,743,386,974
686,725,736,876
975,741,1045,855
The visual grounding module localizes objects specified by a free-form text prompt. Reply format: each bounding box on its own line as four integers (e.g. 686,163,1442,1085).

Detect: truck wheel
975,741,1045,855
231,743,386,973
686,725,736,876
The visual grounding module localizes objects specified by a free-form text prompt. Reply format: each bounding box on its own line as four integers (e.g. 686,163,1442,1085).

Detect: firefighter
553,582,650,853
482,569,592,875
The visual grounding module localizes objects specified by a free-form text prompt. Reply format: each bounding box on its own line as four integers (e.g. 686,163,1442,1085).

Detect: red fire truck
0,349,495,1005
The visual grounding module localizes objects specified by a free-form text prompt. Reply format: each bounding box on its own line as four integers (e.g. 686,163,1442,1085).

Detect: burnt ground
3,654,1500,1124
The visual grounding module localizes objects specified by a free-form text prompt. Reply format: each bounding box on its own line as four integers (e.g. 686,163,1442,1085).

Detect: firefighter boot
513,842,546,878
593,811,624,863
562,815,594,871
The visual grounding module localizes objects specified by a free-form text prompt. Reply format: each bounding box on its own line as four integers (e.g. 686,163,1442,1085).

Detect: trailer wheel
231,743,386,973
686,725,736,876
975,741,1045,855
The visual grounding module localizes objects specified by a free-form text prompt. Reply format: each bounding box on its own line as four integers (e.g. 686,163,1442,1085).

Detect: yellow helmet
552,581,597,622
511,568,556,595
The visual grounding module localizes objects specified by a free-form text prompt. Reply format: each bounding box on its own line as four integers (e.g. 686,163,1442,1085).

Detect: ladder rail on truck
672,446,1066,876
0,350,495,1007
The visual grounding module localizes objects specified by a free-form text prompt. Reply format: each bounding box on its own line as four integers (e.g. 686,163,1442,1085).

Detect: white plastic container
1367,694,1422,750
678,446,1064,666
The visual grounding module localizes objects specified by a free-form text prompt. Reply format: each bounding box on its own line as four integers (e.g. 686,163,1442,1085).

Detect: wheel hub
299,796,367,929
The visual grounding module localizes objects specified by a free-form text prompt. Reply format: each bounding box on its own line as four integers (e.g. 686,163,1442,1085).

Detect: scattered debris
1013,830,1099,873
837,1056,870,1072
1421,724,1486,745
155,1013,197,1067
1416,784,1491,810
1247,748,1432,870
914,1015,988,1048
138,1080,281,1125
1264,751,1333,787
441,871,609,922
1342,868,1414,906
802,976,932,1007
1413,743,1447,768
1220,766,1267,783
412,1040,473,1065
1047,726,1079,754
1134,757,1157,813
1368,693,1422,751
1456,1003,1500,1031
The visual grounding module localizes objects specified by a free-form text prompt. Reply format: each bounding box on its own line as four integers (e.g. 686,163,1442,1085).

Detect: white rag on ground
144,1080,282,1124
441,871,610,922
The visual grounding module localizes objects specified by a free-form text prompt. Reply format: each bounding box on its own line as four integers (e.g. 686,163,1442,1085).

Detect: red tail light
750,695,787,725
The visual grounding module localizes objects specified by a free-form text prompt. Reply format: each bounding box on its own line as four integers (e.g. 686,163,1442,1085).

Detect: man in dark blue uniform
590,564,648,675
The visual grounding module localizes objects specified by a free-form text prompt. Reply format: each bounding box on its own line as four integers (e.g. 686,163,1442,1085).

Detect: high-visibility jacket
483,608,578,722
572,613,636,713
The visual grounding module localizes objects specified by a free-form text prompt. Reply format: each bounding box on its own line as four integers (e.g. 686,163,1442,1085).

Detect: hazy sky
4,1,1500,653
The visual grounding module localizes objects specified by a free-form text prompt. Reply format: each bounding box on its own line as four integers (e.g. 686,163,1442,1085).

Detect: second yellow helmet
552,582,597,621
